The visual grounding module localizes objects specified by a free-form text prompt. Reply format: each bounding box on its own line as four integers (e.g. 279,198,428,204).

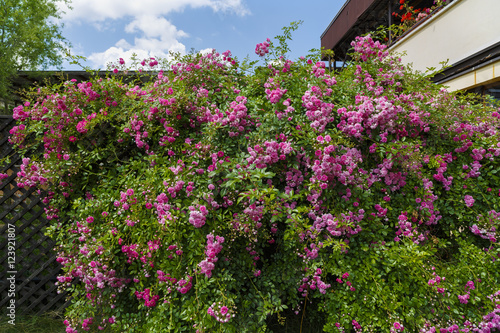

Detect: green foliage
0,312,66,333
0,0,70,105
5,24,500,332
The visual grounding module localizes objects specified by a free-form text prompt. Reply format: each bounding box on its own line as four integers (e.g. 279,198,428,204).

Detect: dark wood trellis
0,115,71,316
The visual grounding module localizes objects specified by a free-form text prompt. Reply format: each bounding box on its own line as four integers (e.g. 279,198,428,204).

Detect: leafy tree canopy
0,0,70,105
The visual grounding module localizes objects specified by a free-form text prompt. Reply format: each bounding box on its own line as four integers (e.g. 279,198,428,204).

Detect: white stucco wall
390,0,500,75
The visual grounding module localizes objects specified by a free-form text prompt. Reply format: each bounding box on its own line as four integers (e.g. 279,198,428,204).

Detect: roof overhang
320,0,388,61
320,0,435,61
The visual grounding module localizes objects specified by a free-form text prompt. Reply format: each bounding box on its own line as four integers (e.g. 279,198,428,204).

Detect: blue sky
57,0,345,70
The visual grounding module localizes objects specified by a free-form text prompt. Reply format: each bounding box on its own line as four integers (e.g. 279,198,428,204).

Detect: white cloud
124,15,189,40
88,15,189,68
60,0,249,22
199,48,215,55
115,39,132,50
60,0,249,68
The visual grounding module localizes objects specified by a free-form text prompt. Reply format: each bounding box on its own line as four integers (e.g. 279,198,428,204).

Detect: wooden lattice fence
0,115,71,316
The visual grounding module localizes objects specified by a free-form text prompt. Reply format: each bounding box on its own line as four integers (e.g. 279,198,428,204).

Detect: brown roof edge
320,0,381,52
320,0,353,40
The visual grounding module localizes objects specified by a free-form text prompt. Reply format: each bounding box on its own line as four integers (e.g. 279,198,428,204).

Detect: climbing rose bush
6,28,500,332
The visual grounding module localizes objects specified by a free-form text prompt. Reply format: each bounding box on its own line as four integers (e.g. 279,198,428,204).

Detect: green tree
0,0,70,112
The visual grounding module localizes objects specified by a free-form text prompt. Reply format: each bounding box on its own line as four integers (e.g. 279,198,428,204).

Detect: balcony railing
389,0,500,86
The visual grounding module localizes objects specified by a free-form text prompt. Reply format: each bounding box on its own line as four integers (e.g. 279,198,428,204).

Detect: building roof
320,0,434,61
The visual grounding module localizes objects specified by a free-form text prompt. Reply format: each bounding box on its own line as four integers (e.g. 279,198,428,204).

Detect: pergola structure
2,71,154,115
